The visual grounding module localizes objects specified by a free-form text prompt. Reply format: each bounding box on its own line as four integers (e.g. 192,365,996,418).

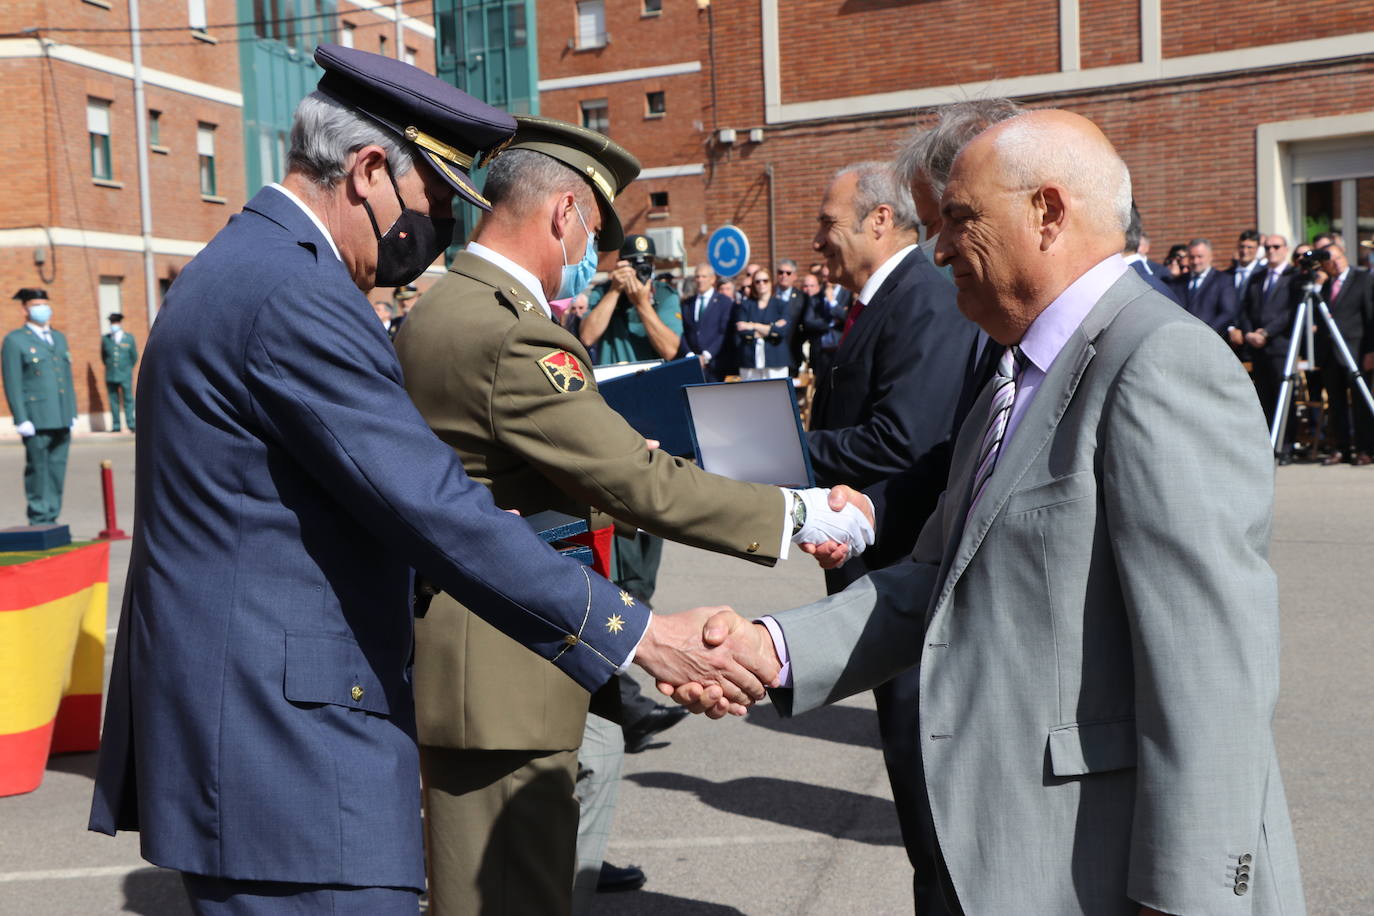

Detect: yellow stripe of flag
0,582,107,735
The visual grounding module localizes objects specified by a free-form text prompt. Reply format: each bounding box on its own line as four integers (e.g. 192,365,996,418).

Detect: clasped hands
630,487,873,719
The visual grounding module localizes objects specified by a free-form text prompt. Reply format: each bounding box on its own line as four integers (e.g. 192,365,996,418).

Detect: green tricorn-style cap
502,115,641,252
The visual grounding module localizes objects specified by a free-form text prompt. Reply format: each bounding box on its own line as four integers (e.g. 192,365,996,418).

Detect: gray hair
287,91,420,188
895,98,1023,199
1188,238,1212,251
483,149,597,218
834,161,919,232
991,114,1133,234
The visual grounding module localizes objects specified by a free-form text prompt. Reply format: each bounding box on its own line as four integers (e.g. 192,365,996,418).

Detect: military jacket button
350,684,363,702
564,634,579,646
746,542,760,553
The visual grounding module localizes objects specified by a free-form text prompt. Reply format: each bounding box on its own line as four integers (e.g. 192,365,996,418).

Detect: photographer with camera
579,234,682,364
1314,242,1374,465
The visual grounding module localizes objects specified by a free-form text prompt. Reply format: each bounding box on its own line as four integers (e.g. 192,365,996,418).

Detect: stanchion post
97,459,128,540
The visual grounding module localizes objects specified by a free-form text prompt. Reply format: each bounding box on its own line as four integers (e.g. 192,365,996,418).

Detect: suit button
1234,883,1248,896
564,634,579,646
746,542,760,553
350,685,363,702
1239,853,1252,864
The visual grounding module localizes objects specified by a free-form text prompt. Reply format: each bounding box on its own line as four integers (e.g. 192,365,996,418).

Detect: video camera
1297,247,1331,273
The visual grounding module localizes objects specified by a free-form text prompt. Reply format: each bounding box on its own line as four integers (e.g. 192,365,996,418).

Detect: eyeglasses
753,279,771,285
777,269,794,274
1264,244,1285,250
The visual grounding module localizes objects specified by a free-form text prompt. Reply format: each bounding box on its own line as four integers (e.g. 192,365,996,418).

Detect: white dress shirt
267,183,341,262
465,242,552,318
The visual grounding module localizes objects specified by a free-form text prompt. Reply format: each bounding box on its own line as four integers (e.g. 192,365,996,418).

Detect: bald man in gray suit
682,111,1305,916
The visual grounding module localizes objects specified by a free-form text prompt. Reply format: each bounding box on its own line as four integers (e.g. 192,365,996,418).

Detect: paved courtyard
0,436,1369,914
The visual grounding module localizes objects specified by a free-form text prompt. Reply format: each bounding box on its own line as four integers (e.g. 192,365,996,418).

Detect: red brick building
0,0,435,431
540,1,1373,276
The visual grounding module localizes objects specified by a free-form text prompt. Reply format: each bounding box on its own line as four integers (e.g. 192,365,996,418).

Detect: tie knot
996,345,1023,381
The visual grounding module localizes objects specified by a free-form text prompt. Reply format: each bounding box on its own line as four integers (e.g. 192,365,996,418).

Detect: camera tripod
1270,279,1374,460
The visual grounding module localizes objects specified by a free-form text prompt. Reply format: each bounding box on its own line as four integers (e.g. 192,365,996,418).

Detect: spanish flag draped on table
0,541,108,796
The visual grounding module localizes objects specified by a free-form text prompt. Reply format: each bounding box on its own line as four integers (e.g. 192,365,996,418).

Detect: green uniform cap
504,115,641,252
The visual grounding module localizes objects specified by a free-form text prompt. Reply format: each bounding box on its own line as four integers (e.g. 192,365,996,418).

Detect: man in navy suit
87,46,773,915
680,264,736,380
1122,205,1180,304
1168,238,1239,334
1239,235,1300,437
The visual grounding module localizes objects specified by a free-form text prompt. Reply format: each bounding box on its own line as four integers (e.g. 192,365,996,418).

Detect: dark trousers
22,428,70,524
1321,360,1374,455
611,532,663,603
180,873,419,915
107,380,135,430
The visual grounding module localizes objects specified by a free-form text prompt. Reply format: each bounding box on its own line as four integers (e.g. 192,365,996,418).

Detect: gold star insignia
520,300,535,312
619,590,635,606
606,614,625,634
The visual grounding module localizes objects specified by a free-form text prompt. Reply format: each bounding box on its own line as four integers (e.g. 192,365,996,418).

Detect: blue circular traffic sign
707,225,750,278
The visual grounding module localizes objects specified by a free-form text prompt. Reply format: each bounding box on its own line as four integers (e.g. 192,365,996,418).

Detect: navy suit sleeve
241,280,646,690
805,287,972,488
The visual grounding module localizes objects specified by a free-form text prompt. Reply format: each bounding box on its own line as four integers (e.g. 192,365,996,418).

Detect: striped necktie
968,345,1023,514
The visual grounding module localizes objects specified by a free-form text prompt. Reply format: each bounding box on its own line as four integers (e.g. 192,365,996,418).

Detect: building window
649,191,669,209
379,33,388,56
99,277,123,334
580,99,609,135
575,0,606,49
88,98,112,181
197,123,217,196
148,109,162,148
642,0,661,14
341,21,355,47
187,0,207,31
645,91,665,118
404,46,417,65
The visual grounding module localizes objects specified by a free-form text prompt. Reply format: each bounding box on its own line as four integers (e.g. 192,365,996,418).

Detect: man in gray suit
681,110,1305,915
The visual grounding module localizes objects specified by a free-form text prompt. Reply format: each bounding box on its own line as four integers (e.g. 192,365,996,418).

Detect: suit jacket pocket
1048,717,1136,777
284,631,390,716
1004,470,1095,516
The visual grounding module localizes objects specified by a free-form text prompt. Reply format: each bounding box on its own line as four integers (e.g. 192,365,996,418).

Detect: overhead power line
5,0,437,39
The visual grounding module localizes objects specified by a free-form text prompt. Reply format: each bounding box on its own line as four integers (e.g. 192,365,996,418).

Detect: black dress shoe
597,862,646,893
623,705,689,753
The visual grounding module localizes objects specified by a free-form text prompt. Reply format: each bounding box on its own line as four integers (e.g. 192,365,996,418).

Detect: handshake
630,486,874,718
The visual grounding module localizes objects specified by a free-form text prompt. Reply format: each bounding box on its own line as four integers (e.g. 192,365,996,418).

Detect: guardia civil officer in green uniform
3,289,77,524
101,311,137,432
394,117,874,916
579,234,684,606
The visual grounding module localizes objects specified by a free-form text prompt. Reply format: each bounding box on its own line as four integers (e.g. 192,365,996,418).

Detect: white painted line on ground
610,828,900,851
0,864,155,883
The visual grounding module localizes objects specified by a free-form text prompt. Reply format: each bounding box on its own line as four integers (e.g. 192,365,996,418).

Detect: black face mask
362,161,456,288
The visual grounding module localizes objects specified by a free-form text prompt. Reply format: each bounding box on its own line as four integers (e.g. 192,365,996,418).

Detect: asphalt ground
0,436,1370,914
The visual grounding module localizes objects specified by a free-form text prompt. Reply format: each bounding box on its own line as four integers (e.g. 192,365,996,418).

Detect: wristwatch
790,490,807,536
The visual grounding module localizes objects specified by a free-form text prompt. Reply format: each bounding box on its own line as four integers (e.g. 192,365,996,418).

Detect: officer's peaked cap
313,44,516,211
502,115,640,252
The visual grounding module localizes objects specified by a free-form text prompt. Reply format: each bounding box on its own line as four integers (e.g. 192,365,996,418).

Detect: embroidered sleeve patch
537,350,587,393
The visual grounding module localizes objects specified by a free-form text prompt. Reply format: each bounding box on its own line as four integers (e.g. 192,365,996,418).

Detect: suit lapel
449,251,545,317
931,273,1142,609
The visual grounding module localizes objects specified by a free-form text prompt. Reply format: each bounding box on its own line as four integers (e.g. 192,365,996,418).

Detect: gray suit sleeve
769,557,941,717
1103,321,1280,914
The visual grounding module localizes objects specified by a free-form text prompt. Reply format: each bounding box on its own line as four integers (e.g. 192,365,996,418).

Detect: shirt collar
466,241,551,318
1122,252,1144,265
268,183,342,262
1191,267,1211,284
26,322,51,336
1017,254,1128,375
858,243,919,305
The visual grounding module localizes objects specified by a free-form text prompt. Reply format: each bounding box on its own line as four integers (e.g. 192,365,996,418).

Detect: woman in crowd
731,269,791,380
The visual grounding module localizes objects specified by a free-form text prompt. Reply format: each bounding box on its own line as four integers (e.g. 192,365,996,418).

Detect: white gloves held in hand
791,487,874,556
16,421,35,438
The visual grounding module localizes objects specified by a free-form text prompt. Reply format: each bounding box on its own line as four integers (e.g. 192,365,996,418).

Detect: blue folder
596,357,706,457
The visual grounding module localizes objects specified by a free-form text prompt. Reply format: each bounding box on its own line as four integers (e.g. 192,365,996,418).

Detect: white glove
791,487,875,556
70,417,78,430
16,420,35,438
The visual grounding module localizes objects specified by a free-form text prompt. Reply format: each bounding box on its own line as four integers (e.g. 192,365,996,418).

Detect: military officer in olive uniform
101,312,137,432
3,288,77,523
394,117,874,915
